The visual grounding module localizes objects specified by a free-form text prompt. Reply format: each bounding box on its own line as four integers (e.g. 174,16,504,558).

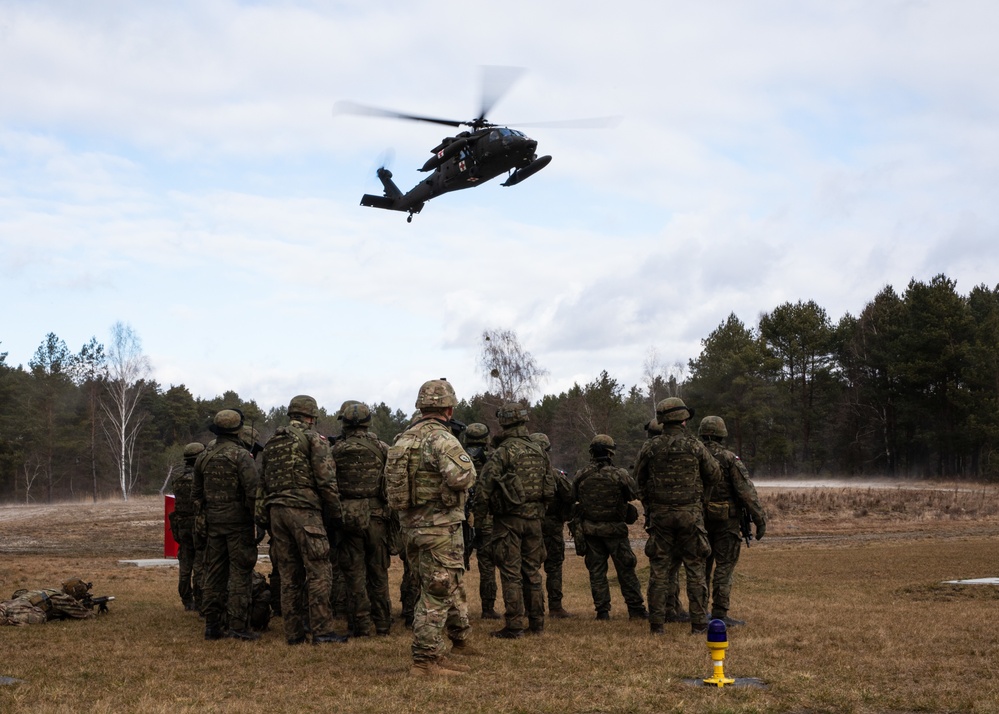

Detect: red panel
164,494,178,558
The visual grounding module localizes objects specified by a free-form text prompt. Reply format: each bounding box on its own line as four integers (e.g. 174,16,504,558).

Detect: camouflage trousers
337,515,392,635
403,523,470,663
645,506,711,627
705,515,743,619
542,521,566,611
174,523,196,607
270,506,335,642
202,523,257,631
492,515,546,631
475,526,498,612
193,530,207,609
582,533,645,615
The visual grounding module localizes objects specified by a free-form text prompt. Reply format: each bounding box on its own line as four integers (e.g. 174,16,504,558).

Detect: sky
2,0,998,414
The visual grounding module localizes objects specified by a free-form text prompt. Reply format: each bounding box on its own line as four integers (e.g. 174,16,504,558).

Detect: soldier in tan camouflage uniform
332,401,393,637
698,416,766,626
634,398,721,635
257,395,348,645
385,379,478,677
464,423,500,619
170,442,205,611
573,434,647,621
474,403,555,638
193,409,259,641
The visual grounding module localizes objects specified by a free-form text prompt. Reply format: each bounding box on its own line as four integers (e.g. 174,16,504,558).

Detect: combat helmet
589,434,616,451
698,415,728,439
496,402,529,427
655,397,693,423
183,442,206,460
415,378,458,410
644,419,663,437
288,395,319,419
339,402,372,426
530,432,551,451
465,423,490,445
212,409,244,434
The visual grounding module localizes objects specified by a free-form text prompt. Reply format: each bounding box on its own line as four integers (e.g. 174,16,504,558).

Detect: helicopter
334,67,617,222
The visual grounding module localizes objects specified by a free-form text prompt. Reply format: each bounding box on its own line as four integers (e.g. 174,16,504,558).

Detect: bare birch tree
479,328,548,403
100,322,150,501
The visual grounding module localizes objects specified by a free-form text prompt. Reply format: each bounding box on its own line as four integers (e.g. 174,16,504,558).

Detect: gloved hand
754,519,766,540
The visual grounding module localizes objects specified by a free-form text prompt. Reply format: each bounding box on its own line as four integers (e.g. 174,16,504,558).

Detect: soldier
192,409,260,641
385,379,478,677
169,442,205,611
475,403,555,638
534,432,575,619
634,397,721,635
573,434,648,620
257,395,348,646
698,416,767,626
331,401,393,637
464,423,500,619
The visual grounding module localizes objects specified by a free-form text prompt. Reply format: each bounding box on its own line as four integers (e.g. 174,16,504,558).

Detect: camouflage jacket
572,459,638,523
633,423,720,511
258,419,341,521
192,434,259,530
475,424,555,521
704,440,765,523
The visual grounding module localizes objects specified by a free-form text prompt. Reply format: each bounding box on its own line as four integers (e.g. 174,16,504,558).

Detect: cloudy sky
2,0,997,413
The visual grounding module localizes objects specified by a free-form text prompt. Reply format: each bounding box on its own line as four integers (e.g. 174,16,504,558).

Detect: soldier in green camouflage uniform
464,423,500,619
698,416,767,626
475,403,555,638
332,401,393,637
257,395,348,645
192,409,259,641
573,434,648,620
535,433,575,619
634,398,721,635
385,379,477,677
170,442,205,611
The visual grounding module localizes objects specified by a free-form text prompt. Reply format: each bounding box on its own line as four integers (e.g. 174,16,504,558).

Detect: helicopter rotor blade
507,115,624,129
477,65,526,125
333,100,464,128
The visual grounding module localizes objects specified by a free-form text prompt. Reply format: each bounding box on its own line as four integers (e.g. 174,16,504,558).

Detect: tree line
2,273,997,503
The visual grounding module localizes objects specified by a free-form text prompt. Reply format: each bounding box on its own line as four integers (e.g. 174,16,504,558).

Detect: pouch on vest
705,501,731,522
341,498,372,533
385,439,415,511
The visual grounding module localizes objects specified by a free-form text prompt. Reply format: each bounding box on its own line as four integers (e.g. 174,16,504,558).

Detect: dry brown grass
2,488,999,713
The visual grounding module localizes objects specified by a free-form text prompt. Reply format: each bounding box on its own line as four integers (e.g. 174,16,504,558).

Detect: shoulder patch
459,454,471,463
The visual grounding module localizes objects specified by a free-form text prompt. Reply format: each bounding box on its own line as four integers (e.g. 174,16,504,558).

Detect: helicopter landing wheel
407,214,413,223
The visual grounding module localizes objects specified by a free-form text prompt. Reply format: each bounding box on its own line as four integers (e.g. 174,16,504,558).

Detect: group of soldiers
168,379,766,677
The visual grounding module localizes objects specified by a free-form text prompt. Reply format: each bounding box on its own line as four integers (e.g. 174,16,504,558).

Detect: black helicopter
334,67,616,222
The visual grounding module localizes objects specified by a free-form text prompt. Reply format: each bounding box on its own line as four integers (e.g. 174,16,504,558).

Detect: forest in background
2,273,998,504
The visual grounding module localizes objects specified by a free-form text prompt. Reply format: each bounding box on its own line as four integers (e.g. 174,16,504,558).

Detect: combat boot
313,631,349,644
480,607,502,620
183,600,197,612
287,636,307,645
450,639,484,656
227,629,261,642
595,611,610,621
690,623,708,635
409,660,464,677
490,627,525,639
549,606,574,619
204,623,224,641
665,610,691,623
527,625,544,636
650,623,665,635
629,607,649,620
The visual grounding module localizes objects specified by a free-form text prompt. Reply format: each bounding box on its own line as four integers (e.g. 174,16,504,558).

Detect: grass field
2,483,999,713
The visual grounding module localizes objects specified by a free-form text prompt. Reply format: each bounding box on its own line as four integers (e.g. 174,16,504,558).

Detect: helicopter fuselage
360,126,552,221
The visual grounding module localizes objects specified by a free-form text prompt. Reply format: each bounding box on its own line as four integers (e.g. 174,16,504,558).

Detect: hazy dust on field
2,486,999,714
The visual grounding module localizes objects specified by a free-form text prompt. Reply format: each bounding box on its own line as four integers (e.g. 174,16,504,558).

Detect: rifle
739,507,754,548
82,594,115,614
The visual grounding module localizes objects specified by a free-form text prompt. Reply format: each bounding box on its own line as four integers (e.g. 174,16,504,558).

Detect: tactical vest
332,433,385,500
172,465,196,517
262,425,318,500
576,463,628,522
504,437,550,503
706,442,736,503
385,420,447,511
644,433,704,507
201,441,246,505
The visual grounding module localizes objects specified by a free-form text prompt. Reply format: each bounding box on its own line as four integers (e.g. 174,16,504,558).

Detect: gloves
754,519,766,540
255,525,267,545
